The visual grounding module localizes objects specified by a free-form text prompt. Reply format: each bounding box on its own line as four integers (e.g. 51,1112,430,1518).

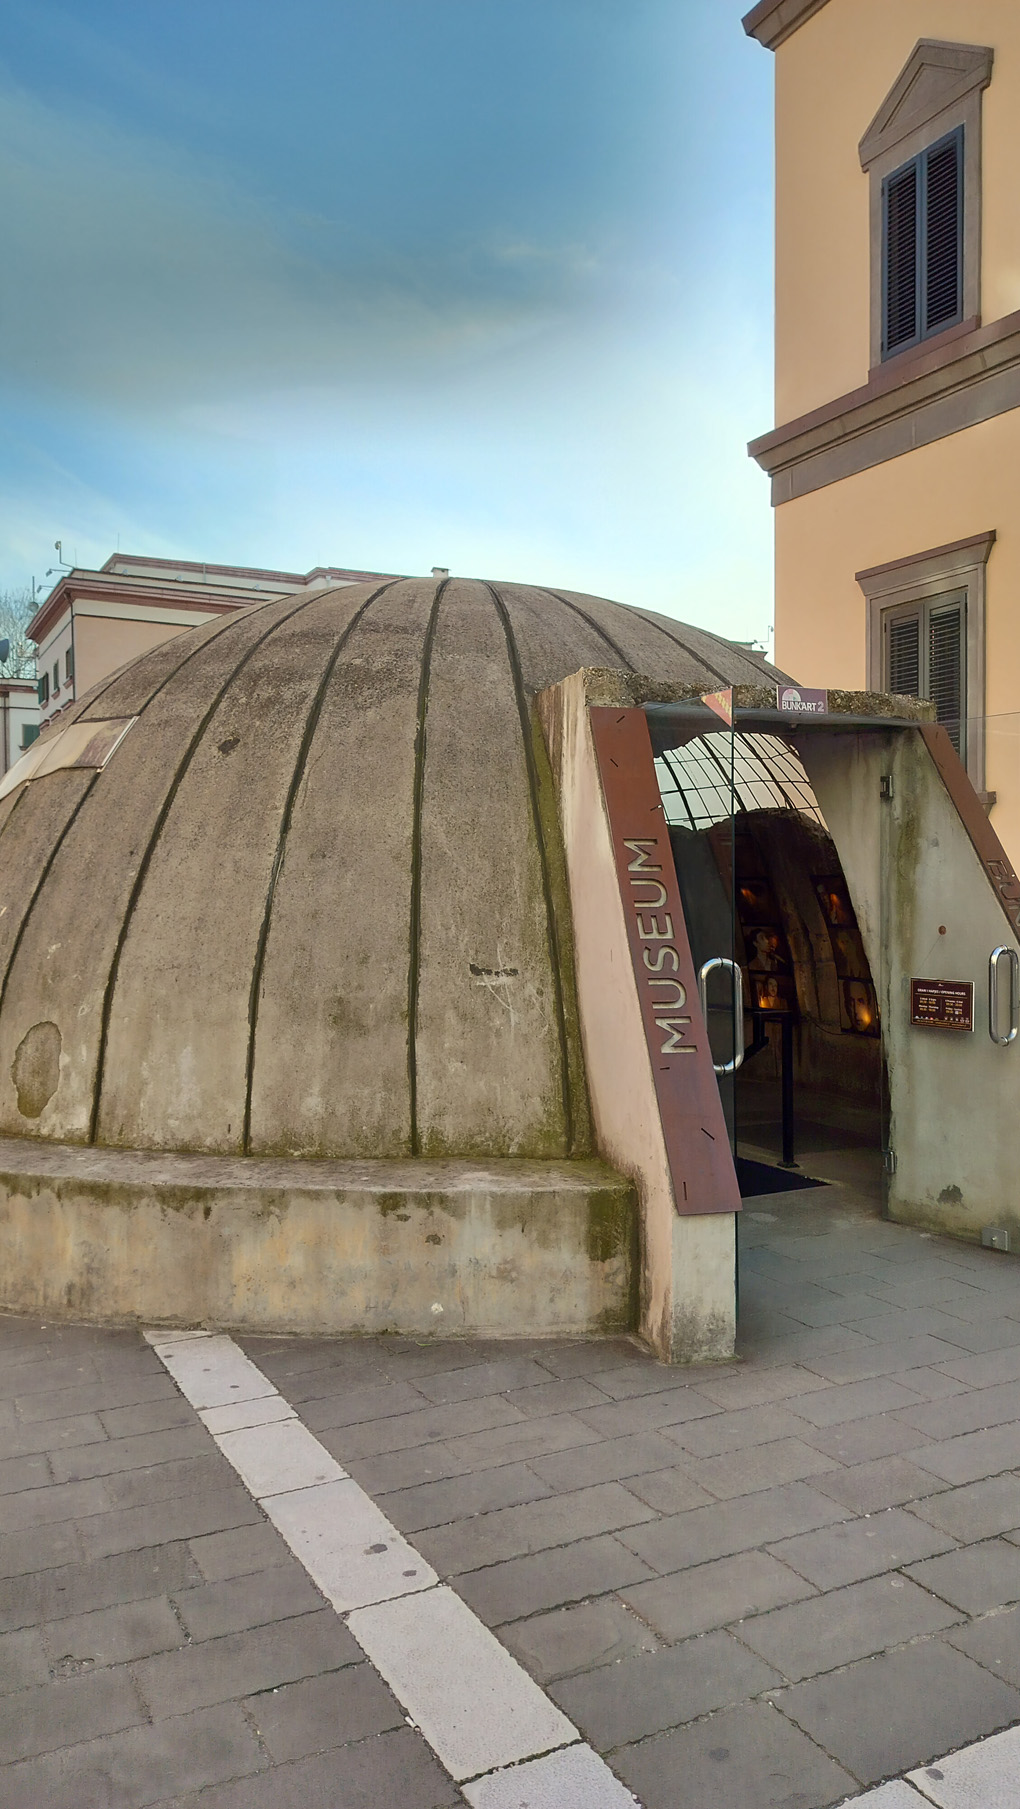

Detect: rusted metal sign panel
589,706,741,1218
919,722,1020,940
910,977,974,1031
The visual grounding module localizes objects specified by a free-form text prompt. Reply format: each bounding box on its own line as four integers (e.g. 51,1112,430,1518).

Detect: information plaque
910,978,974,1031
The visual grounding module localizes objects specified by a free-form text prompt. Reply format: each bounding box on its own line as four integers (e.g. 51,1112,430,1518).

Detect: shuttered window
882,128,963,357
887,615,920,698
925,136,962,330
885,165,918,353
928,604,963,745
884,592,966,755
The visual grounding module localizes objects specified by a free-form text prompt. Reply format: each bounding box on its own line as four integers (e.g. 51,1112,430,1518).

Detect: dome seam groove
0,786,27,856
540,589,637,672
75,596,266,726
242,579,402,1156
629,608,731,688
682,617,781,681
486,583,574,1156
407,578,450,1157
88,590,329,1148
1,603,271,1062
0,773,101,1037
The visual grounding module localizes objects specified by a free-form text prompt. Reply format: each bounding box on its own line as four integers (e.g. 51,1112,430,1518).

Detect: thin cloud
0,0,775,646
0,78,599,410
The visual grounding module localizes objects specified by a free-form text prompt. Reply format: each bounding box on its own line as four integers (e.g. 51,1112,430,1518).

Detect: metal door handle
698,957,745,1075
989,946,1020,1046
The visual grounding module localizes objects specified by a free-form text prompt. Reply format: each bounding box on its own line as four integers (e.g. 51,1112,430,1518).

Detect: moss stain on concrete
529,703,594,1158
0,1150,637,1336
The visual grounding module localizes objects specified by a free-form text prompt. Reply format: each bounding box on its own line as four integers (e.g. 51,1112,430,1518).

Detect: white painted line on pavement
262,1476,437,1612
463,1743,640,1807
348,1584,577,1781
840,1721,1020,1807
145,1331,276,1410
147,1328,643,1806
908,1722,1020,1806
144,1328,209,1342
199,1393,296,1435
217,1420,345,1496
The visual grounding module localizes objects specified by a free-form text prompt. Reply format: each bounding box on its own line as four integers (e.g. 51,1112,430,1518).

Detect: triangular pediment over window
860,40,993,171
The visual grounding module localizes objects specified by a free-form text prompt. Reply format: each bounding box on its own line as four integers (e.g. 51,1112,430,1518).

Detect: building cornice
855,531,995,591
742,0,831,52
859,40,993,172
749,309,1020,504
101,554,310,584
27,575,254,648
100,555,395,588
29,562,403,648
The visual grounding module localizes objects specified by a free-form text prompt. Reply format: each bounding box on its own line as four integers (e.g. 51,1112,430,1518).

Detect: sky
0,0,775,644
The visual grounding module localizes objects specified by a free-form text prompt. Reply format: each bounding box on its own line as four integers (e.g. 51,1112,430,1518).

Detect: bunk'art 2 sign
778,685,828,714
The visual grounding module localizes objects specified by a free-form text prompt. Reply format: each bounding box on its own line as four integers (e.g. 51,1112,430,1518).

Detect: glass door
655,707,742,1164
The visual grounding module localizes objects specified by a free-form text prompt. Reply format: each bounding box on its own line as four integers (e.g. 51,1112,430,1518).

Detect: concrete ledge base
889,1191,1020,1251
0,1139,638,1338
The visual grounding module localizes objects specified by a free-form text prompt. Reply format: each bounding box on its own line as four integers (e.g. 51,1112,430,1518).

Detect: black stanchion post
780,1012,797,1168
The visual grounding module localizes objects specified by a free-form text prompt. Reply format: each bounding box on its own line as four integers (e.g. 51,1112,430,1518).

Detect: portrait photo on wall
752,974,797,1012
829,925,869,978
737,876,780,922
814,876,855,928
745,926,789,974
843,979,880,1035
813,874,880,1033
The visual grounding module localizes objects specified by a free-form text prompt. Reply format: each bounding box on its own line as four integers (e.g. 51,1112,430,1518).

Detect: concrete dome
0,577,778,1162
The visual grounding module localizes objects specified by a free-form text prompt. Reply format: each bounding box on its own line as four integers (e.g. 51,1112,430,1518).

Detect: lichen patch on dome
11,1021,62,1119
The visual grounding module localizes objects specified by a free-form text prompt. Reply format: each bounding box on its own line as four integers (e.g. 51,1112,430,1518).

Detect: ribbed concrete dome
0,577,778,1161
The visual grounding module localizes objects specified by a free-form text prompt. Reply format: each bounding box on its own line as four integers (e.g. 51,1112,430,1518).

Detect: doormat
736,1155,828,1198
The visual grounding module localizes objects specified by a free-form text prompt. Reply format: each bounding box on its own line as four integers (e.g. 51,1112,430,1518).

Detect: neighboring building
28,554,400,732
745,1,1020,850
0,681,39,774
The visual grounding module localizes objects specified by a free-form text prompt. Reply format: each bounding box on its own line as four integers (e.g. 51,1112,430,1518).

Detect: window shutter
887,614,920,697
928,602,964,751
885,163,919,351
925,134,962,332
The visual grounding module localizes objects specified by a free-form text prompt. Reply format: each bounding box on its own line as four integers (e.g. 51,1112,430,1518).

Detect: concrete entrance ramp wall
801,719,1020,1247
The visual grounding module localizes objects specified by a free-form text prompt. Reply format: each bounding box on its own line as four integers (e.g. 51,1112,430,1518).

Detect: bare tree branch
0,589,37,680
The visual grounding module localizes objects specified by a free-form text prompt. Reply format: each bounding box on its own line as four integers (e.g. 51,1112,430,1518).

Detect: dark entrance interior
653,720,885,1206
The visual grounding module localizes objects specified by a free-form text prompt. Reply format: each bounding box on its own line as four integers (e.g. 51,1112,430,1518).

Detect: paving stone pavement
3,1184,1020,1806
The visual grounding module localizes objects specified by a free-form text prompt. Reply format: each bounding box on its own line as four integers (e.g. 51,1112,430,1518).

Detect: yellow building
745,0,1020,854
